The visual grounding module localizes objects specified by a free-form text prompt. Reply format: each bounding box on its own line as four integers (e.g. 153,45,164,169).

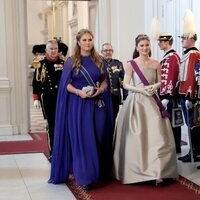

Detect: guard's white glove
185,100,193,109
161,99,169,110
33,100,41,109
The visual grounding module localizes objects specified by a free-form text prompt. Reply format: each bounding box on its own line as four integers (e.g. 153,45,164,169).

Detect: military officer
157,32,182,153
101,43,128,127
32,39,64,160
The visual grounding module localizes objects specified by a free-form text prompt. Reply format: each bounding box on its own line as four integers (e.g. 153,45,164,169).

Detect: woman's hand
76,89,91,99
90,87,104,98
144,82,161,96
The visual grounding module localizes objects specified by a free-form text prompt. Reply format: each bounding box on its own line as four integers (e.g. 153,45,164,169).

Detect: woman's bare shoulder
125,61,134,73
149,58,160,69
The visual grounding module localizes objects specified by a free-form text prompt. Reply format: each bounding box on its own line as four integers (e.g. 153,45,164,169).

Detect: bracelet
75,89,79,96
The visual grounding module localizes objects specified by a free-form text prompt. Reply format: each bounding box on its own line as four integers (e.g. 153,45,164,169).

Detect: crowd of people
31,18,200,190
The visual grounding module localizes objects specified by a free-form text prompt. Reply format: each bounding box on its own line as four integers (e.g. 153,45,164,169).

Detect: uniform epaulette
32,56,44,69
59,55,66,61
113,59,120,62
169,52,174,56
113,59,123,65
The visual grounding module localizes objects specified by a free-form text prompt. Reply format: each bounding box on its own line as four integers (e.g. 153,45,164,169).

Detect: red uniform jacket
179,49,200,99
160,49,180,96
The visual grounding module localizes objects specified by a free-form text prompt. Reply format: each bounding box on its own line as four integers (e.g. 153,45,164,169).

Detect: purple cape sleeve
48,57,73,184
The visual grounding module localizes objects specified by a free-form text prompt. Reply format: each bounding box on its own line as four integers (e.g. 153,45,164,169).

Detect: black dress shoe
178,153,190,161
48,156,52,163
182,155,200,163
197,165,200,169
80,184,90,191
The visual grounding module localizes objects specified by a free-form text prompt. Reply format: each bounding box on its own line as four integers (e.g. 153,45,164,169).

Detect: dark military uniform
32,56,64,155
105,59,128,125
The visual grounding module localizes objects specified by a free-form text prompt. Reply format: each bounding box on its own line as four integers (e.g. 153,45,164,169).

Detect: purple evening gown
49,56,113,185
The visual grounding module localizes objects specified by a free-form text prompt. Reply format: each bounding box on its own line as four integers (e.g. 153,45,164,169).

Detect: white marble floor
0,97,76,200
0,96,199,199
177,125,200,186
0,125,199,200
0,153,76,200
0,134,32,142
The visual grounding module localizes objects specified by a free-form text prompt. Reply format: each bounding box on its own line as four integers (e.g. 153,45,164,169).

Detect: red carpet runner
0,133,199,199
0,132,49,157
67,177,200,200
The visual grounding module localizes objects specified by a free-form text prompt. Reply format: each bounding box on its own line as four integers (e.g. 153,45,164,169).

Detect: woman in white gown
113,34,177,185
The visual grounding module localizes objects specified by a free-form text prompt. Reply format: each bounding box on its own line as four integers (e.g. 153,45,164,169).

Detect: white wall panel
0,90,11,124
27,0,46,45
0,0,8,78
110,0,145,65
145,0,200,59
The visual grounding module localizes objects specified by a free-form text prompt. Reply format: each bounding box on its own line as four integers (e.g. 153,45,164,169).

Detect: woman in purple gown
49,29,113,190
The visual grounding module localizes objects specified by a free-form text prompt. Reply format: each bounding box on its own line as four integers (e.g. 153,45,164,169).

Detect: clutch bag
82,85,95,96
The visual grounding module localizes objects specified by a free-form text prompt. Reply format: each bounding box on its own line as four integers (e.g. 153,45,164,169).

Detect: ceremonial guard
101,43,128,126
195,61,200,169
32,44,46,59
32,40,64,160
58,42,68,61
177,10,200,162
195,63,200,105
158,33,182,153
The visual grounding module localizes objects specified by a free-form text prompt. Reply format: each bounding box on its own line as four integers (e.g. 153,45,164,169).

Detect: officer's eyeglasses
181,37,188,40
102,49,113,52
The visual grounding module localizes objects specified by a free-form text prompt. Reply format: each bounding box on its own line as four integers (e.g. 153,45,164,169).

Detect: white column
111,0,146,64
0,0,29,135
0,0,11,135
95,0,111,51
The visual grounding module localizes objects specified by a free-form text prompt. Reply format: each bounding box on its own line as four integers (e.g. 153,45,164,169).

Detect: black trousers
111,94,120,127
41,92,57,155
180,97,200,155
167,99,182,153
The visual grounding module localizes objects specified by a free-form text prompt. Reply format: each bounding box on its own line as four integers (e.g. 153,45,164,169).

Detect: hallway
0,142,199,200
0,110,200,199
0,95,76,200
0,92,199,199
